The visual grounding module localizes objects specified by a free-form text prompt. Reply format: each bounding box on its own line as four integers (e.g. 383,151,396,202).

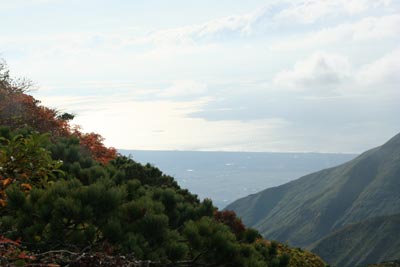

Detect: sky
1,0,399,153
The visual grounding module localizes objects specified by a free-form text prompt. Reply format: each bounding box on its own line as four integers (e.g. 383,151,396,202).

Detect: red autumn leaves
0,86,117,165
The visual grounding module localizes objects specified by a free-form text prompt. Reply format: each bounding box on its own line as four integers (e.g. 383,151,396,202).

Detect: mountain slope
226,132,400,249
310,214,400,267
366,260,400,267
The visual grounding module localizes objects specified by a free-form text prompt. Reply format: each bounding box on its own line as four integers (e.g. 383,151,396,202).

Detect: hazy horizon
120,148,359,155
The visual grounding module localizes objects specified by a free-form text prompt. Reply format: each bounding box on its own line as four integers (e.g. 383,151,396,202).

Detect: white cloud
0,0,61,10
350,14,400,41
356,48,400,86
126,6,272,46
275,0,393,24
158,80,208,98
271,14,400,50
2,1,397,62
273,49,400,95
129,0,396,46
273,52,352,91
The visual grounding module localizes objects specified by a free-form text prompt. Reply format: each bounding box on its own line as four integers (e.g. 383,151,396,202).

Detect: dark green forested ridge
0,61,327,266
226,132,400,267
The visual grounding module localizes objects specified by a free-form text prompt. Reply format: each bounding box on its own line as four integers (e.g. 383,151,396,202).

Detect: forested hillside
0,62,327,267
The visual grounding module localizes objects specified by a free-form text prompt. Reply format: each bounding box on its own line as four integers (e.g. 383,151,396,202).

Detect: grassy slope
226,133,400,250
280,244,327,267
366,260,400,267
310,214,400,267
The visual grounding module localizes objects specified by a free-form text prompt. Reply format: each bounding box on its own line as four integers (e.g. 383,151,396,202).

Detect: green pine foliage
0,127,294,266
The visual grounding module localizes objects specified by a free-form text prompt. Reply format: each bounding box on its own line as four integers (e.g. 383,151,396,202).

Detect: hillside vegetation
227,129,400,266
365,260,400,267
311,214,400,267
0,62,327,267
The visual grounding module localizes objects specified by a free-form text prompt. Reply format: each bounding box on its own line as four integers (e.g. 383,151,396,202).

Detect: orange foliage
0,235,37,264
0,176,11,207
2,178,12,187
1,83,117,165
72,130,117,165
0,90,70,138
20,183,33,191
17,251,36,260
0,235,21,246
0,176,33,208
214,210,246,237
